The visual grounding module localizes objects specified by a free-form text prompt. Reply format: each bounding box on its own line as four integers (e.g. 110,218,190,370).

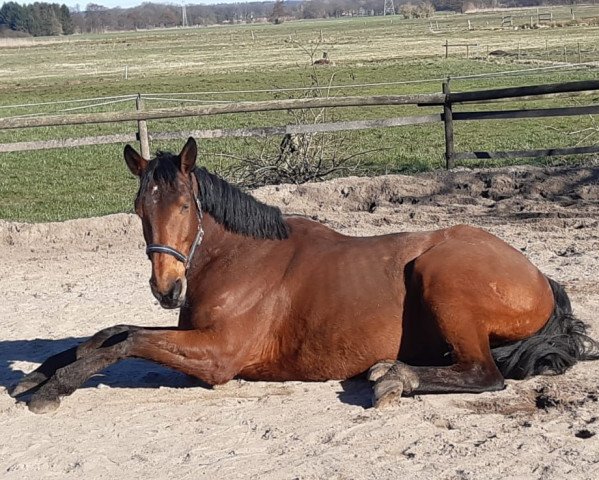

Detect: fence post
442,79,454,169
136,94,150,159
445,39,449,59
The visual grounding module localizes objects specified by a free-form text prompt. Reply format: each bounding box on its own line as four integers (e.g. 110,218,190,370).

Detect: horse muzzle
150,277,187,309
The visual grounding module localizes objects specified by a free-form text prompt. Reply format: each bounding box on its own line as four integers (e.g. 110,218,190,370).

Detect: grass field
1,5,598,221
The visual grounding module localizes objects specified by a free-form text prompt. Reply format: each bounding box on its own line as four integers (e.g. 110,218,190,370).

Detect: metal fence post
136,94,150,159
443,79,455,169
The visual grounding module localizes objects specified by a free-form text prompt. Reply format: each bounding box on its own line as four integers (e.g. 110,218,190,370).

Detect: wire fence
1,59,598,121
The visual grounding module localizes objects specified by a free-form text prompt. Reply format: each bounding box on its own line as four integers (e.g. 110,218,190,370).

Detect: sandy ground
0,165,598,479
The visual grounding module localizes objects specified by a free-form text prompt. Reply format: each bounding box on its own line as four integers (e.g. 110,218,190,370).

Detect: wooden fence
1,79,599,169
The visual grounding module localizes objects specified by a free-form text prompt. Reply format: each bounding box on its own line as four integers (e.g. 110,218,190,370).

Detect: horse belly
272,236,430,381
292,279,407,379
303,315,404,380
240,232,437,382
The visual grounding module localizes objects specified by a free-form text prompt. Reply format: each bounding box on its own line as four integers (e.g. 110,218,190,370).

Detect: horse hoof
10,372,48,397
28,396,61,414
372,378,403,409
367,361,395,382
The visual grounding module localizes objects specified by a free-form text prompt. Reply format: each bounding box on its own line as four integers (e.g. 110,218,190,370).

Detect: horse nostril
150,278,183,308
171,279,182,300
162,279,182,303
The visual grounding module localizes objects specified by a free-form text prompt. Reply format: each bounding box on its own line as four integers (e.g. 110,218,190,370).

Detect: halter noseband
145,174,204,271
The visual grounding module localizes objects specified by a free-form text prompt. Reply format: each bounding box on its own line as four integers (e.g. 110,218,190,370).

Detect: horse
11,137,599,414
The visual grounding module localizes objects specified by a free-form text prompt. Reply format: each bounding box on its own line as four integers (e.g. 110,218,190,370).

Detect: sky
70,1,246,7
5,1,249,9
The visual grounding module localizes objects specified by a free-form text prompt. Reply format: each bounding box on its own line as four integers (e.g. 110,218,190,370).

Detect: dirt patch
1,165,598,479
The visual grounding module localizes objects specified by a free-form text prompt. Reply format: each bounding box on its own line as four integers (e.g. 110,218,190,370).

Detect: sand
1,165,598,479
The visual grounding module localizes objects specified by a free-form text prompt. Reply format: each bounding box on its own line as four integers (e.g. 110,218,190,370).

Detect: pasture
0,6,599,221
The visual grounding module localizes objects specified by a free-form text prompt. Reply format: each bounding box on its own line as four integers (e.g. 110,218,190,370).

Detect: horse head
124,137,203,309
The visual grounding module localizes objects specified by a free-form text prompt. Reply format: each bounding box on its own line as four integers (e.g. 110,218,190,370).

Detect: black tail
491,278,599,380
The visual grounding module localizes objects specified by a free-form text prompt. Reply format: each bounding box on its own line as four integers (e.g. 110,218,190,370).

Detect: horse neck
193,212,264,265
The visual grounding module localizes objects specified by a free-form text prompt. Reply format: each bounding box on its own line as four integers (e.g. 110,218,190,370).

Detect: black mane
141,151,289,240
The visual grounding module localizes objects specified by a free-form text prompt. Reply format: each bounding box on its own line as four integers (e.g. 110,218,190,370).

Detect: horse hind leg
367,360,396,382
371,358,504,409
371,293,504,409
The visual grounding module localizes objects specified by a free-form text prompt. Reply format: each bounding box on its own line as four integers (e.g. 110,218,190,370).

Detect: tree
302,1,326,19
60,4,75,34
0,2,28,32
270,0,287,24
85,3,108,33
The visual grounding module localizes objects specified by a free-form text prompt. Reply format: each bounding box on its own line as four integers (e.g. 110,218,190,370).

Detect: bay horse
12,137,599,414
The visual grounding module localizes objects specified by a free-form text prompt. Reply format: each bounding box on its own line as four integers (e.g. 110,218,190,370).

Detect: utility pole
182,2,188,27
383,0,395,16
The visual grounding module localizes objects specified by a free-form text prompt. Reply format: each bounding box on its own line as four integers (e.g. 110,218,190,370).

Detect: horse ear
179,137,197,175
124,144,148,177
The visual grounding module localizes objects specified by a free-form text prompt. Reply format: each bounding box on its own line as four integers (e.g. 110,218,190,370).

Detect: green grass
1,7,599,221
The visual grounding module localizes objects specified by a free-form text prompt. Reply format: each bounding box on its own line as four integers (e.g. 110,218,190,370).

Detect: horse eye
181,204,190,212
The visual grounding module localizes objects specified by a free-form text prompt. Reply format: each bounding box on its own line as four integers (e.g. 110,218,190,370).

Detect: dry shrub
223,41,386,188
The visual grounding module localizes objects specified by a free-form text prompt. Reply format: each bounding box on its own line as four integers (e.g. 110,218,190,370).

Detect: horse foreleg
26,328,240,414
10,325,134,398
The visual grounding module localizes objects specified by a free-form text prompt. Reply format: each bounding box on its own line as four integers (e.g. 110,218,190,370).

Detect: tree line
0,1,588,37
0,2,74,36
71,1,592,34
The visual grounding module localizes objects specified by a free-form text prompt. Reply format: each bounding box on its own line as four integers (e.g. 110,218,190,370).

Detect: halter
145,173,205,271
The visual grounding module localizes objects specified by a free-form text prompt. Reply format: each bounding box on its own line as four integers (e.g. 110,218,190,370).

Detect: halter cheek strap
145,173,204,271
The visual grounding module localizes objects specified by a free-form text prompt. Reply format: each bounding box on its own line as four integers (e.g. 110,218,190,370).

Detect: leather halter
145,173,204,271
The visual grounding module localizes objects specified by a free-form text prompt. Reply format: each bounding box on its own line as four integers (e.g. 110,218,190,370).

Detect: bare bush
223,41,386,188
417,2,435,18
400,2,434,19
400,4,417,19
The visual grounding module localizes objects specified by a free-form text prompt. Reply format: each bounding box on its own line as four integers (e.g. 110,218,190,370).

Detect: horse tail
491,277,599,380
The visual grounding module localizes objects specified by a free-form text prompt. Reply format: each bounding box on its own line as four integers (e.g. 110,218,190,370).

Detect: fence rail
1,79,599,169
0,94,445,130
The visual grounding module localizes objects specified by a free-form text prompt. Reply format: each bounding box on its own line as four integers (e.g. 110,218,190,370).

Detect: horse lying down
12,137,599,413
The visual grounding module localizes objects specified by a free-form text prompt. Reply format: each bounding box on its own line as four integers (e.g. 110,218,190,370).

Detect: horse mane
142,151,289,240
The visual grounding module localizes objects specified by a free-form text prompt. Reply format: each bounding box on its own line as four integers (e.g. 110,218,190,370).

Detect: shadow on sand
338,378,374,408
0,337,197,394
